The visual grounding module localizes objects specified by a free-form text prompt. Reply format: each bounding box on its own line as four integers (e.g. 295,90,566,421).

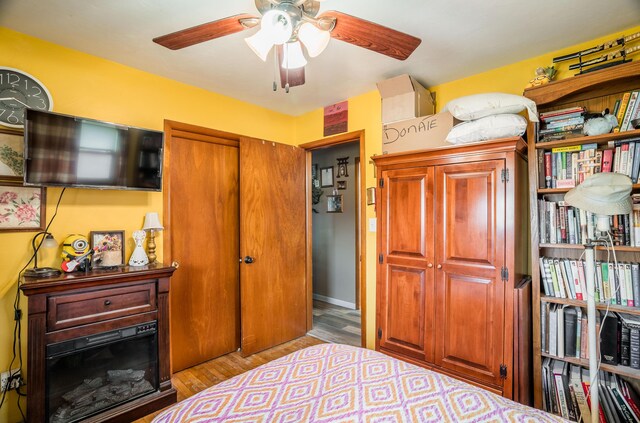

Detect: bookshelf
525,61,640,413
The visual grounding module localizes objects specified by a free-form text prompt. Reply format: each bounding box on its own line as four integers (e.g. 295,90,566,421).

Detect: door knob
244,256,255,264
437,264,442,269
427,263,433,268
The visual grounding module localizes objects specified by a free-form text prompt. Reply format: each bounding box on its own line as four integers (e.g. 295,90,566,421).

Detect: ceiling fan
153,0,422,92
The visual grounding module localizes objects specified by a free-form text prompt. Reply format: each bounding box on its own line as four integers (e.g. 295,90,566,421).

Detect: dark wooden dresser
20,265,176,423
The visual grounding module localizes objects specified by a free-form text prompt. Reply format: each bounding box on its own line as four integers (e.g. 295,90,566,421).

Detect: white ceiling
1,0,639,116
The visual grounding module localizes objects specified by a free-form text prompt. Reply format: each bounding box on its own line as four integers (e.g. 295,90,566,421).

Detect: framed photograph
90,230,125,268
320,166,334,188
0,128,24,181
327,194,343,213
337,180,347,190
0,182,45,232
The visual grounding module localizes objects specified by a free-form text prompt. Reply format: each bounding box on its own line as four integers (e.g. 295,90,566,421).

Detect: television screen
24,110,163,191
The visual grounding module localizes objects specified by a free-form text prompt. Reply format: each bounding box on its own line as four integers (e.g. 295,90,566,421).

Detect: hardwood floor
135,336,324,423
307,300,362,346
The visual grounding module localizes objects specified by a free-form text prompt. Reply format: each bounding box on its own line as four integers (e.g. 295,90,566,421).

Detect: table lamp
24,231,62,278
565,172,632,423
142,212,163,265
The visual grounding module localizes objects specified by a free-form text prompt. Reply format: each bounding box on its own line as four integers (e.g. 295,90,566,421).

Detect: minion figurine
61,234,92,273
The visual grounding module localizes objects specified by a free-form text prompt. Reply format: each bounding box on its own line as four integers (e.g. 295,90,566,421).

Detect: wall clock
0,67,53,128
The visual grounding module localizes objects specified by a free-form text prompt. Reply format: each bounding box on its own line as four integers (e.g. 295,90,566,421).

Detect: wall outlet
0,368,22,392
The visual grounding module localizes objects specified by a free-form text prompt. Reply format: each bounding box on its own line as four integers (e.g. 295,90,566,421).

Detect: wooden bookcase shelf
541,295,640,315
539,183,640,195
540,352,640,380
524,61,640,410
534,129,640,150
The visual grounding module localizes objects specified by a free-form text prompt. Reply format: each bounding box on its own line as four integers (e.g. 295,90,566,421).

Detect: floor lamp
565,172,633,423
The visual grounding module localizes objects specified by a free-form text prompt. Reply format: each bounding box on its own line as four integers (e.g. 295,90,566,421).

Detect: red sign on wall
324,101,348,137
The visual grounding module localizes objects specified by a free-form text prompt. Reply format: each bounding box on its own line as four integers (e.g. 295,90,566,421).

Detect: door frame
300,130,367,347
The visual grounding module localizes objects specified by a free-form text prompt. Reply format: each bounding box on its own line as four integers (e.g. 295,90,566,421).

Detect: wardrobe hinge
501,267,509,282
500,364,507,379
501,168,509,183
379,178,384,188
378,328,382,339
378,253,384,264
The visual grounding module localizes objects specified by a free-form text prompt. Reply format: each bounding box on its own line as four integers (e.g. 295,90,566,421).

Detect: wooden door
377,167,435,362
165,126,240,372
239,138,307,356
434,159,506,387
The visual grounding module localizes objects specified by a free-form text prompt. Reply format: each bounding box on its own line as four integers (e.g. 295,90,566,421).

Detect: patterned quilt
153,344,563,422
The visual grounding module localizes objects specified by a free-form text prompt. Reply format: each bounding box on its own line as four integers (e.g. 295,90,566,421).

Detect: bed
153,344,563,422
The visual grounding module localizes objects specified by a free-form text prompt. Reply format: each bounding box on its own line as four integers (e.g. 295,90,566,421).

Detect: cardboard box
377,74,435,124
382,112,455,155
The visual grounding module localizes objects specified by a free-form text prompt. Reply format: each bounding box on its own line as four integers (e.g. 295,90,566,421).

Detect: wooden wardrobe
373,137,531,401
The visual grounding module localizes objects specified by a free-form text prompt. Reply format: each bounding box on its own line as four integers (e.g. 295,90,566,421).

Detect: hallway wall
312,142,359,308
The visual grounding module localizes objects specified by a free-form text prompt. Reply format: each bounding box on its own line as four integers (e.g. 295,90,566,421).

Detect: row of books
539,257,640,305
614,90,640,133
538,106,586,143
542,358,640,422
538,199,640,247
540,307,640,367
538,138,640,189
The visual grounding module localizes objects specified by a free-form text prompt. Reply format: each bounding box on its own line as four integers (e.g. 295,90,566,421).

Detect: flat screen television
24,110,163,191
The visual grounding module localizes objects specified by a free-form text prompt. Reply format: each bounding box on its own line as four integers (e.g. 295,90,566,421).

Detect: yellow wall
0,27,295,423
1,22,639,422
293,24,640,350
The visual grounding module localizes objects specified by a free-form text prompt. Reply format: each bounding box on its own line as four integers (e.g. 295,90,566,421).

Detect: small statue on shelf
60,234,93,273
525,66,557,88
583,109,618,136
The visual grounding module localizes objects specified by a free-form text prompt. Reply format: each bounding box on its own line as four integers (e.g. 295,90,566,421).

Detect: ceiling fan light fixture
245,30,274,61
261,9,294,45
282,41,307,69
298,22,330,57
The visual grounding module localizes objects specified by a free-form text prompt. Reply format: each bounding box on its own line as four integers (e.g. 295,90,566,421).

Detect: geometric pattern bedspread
153,344,564,422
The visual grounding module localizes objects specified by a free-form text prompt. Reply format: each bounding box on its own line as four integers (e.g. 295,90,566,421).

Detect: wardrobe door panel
434,159,506,387
377,167,434,362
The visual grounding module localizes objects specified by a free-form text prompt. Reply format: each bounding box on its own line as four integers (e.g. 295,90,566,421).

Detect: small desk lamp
24,231,61,278
142,212,163,265
565,172,633,423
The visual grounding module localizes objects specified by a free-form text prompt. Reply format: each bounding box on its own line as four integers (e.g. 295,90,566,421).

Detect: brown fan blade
319,11,421,61
277,45,306,89
154,14,258,50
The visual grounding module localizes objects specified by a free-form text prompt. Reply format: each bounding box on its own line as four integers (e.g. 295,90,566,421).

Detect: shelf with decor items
524,60,640,418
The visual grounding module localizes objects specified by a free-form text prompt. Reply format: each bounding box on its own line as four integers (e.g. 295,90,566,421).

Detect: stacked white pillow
444,93,538,144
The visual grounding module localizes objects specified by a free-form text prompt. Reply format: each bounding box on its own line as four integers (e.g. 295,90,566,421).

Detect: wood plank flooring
135,336,324,423
307,300,362,346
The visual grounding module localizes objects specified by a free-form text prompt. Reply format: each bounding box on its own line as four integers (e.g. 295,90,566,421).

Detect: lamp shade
143,212,164,231
42,233,58,249
564,173,632,215
245,29,274,61
282,41,307,69
298,22,330,57
261,9,293,45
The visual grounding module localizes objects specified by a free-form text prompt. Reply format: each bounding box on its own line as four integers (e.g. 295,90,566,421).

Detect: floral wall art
0,183,45,232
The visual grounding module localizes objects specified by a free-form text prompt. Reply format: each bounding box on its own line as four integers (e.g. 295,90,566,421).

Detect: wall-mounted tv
24,110,163,191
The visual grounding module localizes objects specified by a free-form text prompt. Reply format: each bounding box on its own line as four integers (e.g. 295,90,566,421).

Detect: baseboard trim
313,294,356,310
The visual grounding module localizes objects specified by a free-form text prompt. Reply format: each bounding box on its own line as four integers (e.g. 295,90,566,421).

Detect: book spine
615,92,632,133
630,328,640,369
622,91,639,131
632,263,640,306
622,324,631,366
544,152,552,188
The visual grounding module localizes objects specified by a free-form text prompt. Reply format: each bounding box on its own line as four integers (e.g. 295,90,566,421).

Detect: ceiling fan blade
277,45,306,89
153,14,258,50
319,11,421,61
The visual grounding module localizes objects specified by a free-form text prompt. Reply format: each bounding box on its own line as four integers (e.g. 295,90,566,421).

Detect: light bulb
261,9,293,45
282,41,307,69
298,22,330,57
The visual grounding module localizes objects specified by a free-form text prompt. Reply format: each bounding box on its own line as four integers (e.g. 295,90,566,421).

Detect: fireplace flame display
50,369,154,423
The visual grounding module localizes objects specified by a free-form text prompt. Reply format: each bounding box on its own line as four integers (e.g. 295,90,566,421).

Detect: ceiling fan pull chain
285,43,290,93
273,49,278,91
